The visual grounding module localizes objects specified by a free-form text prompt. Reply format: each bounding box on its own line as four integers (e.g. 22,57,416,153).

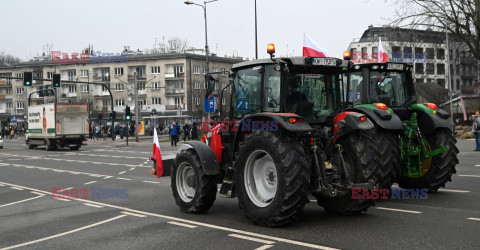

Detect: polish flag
153,128,164,178
378,37,388,62
303,33,328,57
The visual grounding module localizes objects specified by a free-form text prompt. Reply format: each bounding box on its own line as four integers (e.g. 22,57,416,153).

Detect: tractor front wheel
235,131,310,227
397,128,459,192
171,149,217,213
374,127,400,189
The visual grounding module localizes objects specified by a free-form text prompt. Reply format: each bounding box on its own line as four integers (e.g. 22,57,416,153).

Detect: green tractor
343,60,459,191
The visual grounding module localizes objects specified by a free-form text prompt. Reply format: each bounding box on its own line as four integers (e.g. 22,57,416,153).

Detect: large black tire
28,140,35,149
234,130,310,227
397,128,459,192
316,130,382,215
171,149,217,213
374,127,400,189
45,139,56,151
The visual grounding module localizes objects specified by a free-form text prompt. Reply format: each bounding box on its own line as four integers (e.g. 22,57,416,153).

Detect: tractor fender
416,109,453,135
334,112,374,140
349,106,403,131
239,113,313,133
175,141,220,175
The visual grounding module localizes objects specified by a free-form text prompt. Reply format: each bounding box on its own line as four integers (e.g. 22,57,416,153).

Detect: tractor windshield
283,72,342,123
348,69,410,107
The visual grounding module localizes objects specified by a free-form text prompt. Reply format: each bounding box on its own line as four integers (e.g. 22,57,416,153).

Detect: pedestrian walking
191,122,199,140
183,123,191,141
470,111,480,151
102,124,108,140
169,122,180,146
14,127,17,139
10,128,14,139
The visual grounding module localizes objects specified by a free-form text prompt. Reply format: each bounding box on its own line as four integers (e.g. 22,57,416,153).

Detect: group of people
169,122,199,146
89,124,136,140
1,126,20,139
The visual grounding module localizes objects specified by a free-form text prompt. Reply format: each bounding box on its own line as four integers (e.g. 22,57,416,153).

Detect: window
203,67,207,74
174,97,184,108
16,88,24,94
426,48,435,60
233,67,262,117
47,72,54,79
102,99,110,107
194,81,200,89
68,70,76,81
350,48,358,60
68,85,76,93
415,47,424,60
151,66,161,74
102,85,109,92
426,63,435,74
6,88,12,94
222,68,227,76
152,98,161,104
138,82,146,90
152,82,160,90
437,64,445,75
81,85,89,92
115,68,124,75
174,66,183,77
403,47,413,60
437,48,445,60
34,72,43,78
263,65,281,112
7,102,13,109
372,47,378,59
16,102,25,109
361,47,367,59
194,97,200,105
115,83,124,91
369,71,410,107
203,82,207,89
193,66,200,74
16,73,23,79
212,68,217,73
415,63,424,74
392,46,401,61
115,99,125,106
80,70,88,77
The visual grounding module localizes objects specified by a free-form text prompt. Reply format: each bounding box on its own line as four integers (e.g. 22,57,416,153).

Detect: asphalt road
0,138,479,250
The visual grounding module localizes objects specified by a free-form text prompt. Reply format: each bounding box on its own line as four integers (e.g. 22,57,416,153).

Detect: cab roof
232,57,349,70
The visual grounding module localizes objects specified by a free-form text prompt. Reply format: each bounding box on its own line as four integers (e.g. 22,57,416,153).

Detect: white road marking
458,174,480,178
439,189,470,193
103,176,113,179
58,187,73,193
117,177,131,181
1,215,127,250
129,168,135,170
53,198,71,201
0,195,45,208
255,245,274,250
121,211,147,218
229,234,276,245
83,203,103,208
167,221,197,228
30,191,45,196
84,181,97,185
118,171,126,175
376,207,422,214
475,165,480,167
467,217,480,221
142,181,159,184
10,187,24,191
0,181,338,250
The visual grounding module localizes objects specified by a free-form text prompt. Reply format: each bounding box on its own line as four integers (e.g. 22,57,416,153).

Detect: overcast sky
1,0,396,60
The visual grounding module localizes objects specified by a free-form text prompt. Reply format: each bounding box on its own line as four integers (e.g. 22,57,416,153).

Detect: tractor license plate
312,58,337,66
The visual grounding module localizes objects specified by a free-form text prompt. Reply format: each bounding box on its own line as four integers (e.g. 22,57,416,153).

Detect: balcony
165,72,185,79
165,105,181,110
93,75,110,82
165,88,185,95
128,73,146,80
0,94,13,100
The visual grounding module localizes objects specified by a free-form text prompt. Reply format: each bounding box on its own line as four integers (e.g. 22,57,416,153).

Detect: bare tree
392,0,480,59
0,51,22,66
166,37,190,53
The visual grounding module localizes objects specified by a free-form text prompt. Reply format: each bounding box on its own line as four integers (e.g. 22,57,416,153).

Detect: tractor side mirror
204,73,216,99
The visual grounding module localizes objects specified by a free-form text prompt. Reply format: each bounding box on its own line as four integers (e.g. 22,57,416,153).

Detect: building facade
0,52,242,130
348,26,479,96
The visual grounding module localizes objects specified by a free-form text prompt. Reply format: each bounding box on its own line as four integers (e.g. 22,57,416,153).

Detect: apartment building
348,26,479,95
0,52,242,128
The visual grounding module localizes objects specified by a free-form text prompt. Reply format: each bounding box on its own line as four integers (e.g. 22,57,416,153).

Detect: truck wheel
45,139,57,151
234,131,310,227
374,127,400,189
171,149,217,213
316,130,381,215
397,128,459,192
28,140,35,149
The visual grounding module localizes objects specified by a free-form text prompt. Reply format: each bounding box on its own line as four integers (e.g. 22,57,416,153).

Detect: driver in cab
285,76,310,113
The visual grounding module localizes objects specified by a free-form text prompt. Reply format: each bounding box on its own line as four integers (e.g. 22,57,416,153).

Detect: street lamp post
185,0,219,122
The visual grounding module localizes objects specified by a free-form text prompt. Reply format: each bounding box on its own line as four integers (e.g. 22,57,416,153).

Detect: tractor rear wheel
171,149,217,213
316,130,382,215
374,127,400,189
397,128,459,192
234,131,310,227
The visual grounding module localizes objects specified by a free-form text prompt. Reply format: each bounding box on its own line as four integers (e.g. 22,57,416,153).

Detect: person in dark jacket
191,122,199,140
470,111,480,151
183,123,191,141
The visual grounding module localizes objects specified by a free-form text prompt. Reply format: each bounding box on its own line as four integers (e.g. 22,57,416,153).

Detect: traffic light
110,111,116,120
125,106,131,120
23,72,33,86
52,74,61,87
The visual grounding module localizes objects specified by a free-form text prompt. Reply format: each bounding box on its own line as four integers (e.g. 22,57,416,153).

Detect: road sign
235,99,250,110
204,96,215,113
11,115,17,122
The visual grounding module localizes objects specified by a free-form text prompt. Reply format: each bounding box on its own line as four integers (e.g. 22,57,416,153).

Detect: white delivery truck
26,103,89,150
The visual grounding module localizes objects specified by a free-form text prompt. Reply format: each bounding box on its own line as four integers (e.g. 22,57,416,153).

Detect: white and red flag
303,33,328,57
153,128,164,178
378,37,388,62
